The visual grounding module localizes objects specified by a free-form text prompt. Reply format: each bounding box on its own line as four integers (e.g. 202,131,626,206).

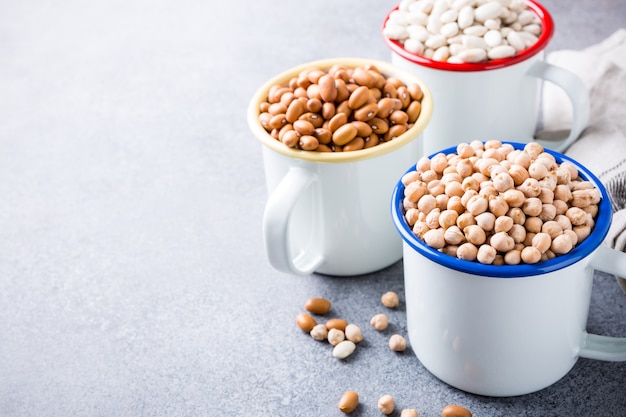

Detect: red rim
382,0,554,72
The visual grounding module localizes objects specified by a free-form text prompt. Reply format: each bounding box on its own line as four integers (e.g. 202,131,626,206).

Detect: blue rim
391,142,613,278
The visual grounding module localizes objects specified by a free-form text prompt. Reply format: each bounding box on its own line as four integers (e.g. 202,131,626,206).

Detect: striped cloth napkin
538,29,626,293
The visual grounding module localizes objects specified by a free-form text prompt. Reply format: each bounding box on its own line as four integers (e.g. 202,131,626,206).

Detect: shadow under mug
383,0,590,156
391,142,626,397
248,58,433,276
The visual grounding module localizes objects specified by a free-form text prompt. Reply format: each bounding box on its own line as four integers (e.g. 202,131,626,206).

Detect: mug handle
579,245,626,361
527,60,590,153
262,166,324,276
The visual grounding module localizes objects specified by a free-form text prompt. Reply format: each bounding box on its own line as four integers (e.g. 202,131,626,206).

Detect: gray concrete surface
1,1,625,416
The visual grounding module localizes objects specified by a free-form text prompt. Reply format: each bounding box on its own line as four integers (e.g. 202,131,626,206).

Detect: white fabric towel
538,29,626,293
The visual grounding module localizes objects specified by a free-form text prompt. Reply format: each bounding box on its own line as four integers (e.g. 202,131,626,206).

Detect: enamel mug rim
382,0,555,72
247,57,433,164
391,142,613,278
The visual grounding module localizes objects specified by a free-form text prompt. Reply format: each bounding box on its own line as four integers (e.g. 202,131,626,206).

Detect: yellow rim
247,57,433,163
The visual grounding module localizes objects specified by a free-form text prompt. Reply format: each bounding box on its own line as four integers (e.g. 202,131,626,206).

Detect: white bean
484,29,503,47
474,2,504,22
458,48,487,63
488,44,516,60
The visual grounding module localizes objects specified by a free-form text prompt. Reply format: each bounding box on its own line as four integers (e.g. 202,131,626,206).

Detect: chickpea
431,152,449,174
439,209,459,229
488,196,509,217
416,155,430,172
477,244,497,264
553,199,569,215
447,195,465,214
327,328,346,346
538,203,556,222
444,226,465,245
417,194,438,214
426,208,441,229
538,187,554,204
310,324,328,341
541,220,563,239
428,179,446,196
457,242,478,261
445,181,464,197
509,224,527,243
400,409,419,417
554,184,572,202
421,169,439,183
522,197,543,217
521,246,542,263
401,170,421,186
412,221,430,239
528,161,549,180
456,142,476,158
502,189,525,208
504,249,522,265
475,212,496,232
509,164,530,185
466,195,489,216
551,234,573,255
524,216,543,233
566,207,587,226
490,231,515,253
518,178,541,197
524,142,544,158
389,334,407,352
370,313,389,331
345,324,364,343
492,171,515,192
461,189,479,207
574,224,592,242
532,232,552,254
381,291,400,308
494,216,513,233
507,207,526,225
464,224,487,245
436,194,450,211
404,181,427,203
424,228,446,249
441,245,459,257
457,212,476,230
462,176,480,192
378,395,395,415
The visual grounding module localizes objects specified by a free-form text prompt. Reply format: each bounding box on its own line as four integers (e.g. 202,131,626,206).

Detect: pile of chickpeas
257,64,425,152
402,141,601,265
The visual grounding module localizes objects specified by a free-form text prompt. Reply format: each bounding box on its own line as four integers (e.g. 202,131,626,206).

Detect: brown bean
441,404,472,417
306,98,322,113
332,123,358,146
406,100,422,123
281,130,300,148
353,102,379,122
368,117,389,134
389,110,409,125
338,390,359,414
268,113,288,130
304,297,332,314
322,102,336,120
343,137,365,152
325,318,348,331
298,135,319,151
314,128,332,145
318,74,338,103
364,133,380,148
351,121,372,137
296,313,317,332
293,119,315,136
348,85,371,109
352,67,376,87
384,124,407,141
286,99,306,123
328,112,348,133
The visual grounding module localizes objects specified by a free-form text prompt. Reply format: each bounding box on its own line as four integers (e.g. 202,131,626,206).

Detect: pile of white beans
401,141,601,265
384,0,543,63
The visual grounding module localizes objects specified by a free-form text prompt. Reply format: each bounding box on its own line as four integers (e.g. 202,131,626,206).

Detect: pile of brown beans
402,141,601,265
257,64,424,152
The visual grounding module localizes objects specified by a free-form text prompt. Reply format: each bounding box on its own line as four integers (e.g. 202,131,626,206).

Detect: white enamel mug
248,58,433,276
391,142,626,397
383,0,590,156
